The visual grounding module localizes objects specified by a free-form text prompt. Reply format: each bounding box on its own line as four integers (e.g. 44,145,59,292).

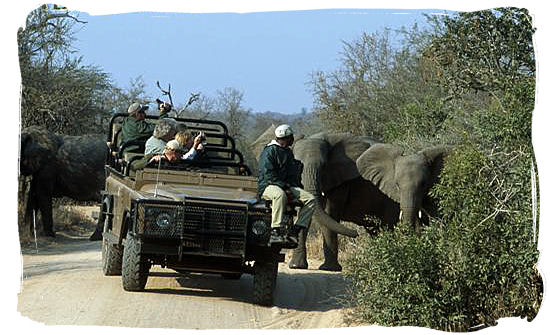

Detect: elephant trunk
400,206,420,233
302,164,358,238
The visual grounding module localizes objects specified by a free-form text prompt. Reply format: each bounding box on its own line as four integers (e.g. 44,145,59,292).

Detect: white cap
275,124,293,138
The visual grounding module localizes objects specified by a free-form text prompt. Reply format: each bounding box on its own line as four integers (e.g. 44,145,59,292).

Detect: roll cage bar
106,113,252,176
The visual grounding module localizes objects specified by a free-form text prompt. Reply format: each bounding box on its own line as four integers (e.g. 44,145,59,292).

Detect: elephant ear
321,135,376,191
419,145,452,190
357,143,404,203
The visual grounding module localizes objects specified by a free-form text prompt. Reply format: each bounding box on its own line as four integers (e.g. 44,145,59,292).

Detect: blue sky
73,9,438,114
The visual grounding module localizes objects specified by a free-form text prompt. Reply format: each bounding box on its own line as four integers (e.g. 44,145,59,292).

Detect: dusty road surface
17,222,352,329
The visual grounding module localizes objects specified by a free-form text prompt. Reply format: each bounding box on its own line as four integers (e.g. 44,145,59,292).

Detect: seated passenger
144,118,178,155
121,102,155,153
130,134,203,171
175,130,205,160
148,139,183,164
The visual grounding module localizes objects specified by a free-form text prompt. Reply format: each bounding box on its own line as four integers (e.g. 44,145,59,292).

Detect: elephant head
293,133,378,237
357,143,451,232
20,126,62,176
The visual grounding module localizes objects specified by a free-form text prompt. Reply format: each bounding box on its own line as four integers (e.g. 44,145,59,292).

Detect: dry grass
18,198,99,245
52,201,98,234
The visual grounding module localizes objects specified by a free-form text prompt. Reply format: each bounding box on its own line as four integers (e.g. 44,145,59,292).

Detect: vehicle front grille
140,201,247,256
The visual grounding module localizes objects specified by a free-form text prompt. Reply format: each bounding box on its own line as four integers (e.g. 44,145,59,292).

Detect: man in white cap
257,124,315,245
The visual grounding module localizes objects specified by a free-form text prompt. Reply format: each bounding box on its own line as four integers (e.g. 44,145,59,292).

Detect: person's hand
193,134,203,150
149,154,164,163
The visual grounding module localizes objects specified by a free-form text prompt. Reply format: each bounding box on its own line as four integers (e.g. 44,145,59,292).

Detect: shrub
343,144,542,331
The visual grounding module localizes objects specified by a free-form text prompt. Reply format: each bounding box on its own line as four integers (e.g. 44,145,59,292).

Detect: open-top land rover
98,113,294,305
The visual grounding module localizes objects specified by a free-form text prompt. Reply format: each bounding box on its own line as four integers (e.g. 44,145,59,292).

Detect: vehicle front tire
121,233,149,291
252,259,278,306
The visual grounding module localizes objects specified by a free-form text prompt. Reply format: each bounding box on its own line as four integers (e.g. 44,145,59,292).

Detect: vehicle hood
139,183,259,205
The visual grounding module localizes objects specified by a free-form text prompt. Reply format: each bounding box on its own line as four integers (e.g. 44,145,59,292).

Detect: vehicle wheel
252,259,278,306
102,236,122,275
121,233,149,291
221,273,242,280
102,201,122,276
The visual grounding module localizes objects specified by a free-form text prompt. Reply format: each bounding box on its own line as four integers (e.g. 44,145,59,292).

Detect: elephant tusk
399,210,403,221
418,210,422,219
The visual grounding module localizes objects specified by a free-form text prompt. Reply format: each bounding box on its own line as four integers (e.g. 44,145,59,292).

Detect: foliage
425,8,535,96
341,7,541,331
310,27,447,140
344,223,446,329
106,76,152,116
18,5,115,135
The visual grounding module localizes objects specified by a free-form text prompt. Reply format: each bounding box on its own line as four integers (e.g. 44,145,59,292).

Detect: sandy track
18,230,350,330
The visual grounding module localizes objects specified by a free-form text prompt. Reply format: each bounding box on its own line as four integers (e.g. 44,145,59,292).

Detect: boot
269,227,285,245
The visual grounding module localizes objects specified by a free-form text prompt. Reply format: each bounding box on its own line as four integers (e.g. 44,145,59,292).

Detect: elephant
286,132,380,269
288,140,451,271
19,126,109,238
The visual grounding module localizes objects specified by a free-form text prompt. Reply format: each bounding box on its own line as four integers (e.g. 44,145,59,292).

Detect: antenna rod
154,157,162,197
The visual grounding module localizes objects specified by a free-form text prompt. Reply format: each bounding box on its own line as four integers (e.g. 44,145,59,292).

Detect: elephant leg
319,225,341,271
289,194,328,269
289,228,309,269
24,182,35,236
318,186,348,272
38,192,56,238
89,223,104,241
89,199,105,241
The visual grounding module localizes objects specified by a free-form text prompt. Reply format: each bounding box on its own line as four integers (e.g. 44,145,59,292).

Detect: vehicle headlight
140,205,179,236
155,212,173,228
251,220,268,236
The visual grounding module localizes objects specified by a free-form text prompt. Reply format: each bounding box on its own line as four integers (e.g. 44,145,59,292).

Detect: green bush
343,223,446,329
337,7,541,332
343,144,542,331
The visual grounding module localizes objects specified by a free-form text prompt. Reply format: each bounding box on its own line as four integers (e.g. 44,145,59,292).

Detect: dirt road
17,227,351,329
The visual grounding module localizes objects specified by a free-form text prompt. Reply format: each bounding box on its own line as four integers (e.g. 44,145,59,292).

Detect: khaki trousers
261,185,315,229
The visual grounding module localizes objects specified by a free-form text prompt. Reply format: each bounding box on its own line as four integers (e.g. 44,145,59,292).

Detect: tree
216,87,251,143
425,8,535,97
106,76,151,114
18,5,114,135
310,27,447,143
342,8,541,330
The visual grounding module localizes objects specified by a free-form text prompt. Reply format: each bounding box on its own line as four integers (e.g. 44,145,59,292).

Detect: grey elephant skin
286,132,378,270
289,138,451,272
20,126,108,238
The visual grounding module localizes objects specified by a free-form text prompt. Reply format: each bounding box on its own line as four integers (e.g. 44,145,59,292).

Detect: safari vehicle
98,113,297,306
